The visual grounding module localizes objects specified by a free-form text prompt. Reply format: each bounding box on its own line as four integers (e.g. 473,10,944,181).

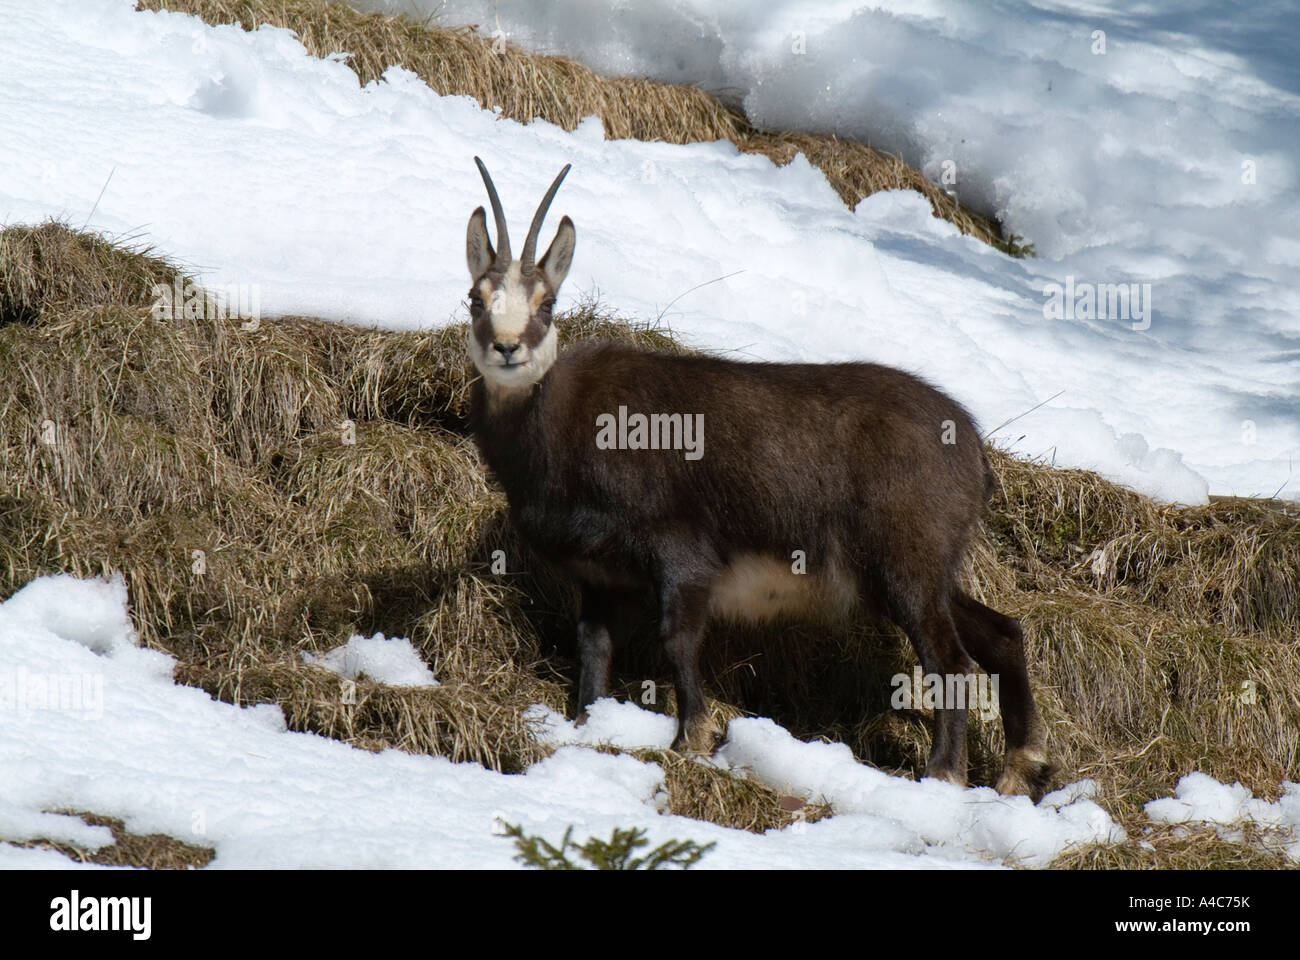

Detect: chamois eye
469,295,484,315
539,299,555,324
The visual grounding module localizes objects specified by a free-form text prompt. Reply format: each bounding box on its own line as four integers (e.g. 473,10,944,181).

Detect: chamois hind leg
658,576,718,755
574,583,615,723
952,591,1052,799
882,570,977,787
911,602,978,787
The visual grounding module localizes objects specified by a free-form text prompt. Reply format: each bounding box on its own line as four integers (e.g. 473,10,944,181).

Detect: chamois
464,157,1051,798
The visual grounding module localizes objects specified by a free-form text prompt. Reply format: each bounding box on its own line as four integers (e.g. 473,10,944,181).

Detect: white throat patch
469,323,558,400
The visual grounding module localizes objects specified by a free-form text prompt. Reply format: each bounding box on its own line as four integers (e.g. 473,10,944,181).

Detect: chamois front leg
659,577,718,755
574,584,614,724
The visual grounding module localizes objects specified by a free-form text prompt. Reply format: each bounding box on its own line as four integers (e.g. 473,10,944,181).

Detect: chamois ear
466,206,495,281
538,215,575,291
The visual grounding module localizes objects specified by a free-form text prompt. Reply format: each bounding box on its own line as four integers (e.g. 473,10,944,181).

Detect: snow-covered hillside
1,0,1295,503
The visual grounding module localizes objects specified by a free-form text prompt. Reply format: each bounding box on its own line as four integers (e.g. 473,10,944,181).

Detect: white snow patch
1145,773,1300,860
1,573,136,657
527,699,677,750
0,801,114,851
716,716,1125,868
304,633,439,687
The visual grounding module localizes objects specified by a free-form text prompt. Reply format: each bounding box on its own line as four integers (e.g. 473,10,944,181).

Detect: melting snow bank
1146,773,1300,861
1,573,1131,869
714,719,1122,869
530,700,1121,868
0,0,1295,503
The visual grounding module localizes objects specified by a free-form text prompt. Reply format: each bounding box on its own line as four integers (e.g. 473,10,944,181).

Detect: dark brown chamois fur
463,158,1051,798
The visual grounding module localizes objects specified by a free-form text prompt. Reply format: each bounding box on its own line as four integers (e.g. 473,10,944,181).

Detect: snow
528,699,677,750
400,1,1300,274
0,802,114,853
1145,772,1300,861
715,717,1123,868
532,700,1124,868
304,633,439,687
530,700,1123,868
0,0,1294,503
1,574,1124,869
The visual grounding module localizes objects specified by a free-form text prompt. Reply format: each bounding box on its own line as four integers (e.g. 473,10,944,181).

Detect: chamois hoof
671,719,722,757
995,749,1054,802
921,766,968,789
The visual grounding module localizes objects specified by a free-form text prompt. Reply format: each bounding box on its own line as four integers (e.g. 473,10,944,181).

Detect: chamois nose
493,341,521,360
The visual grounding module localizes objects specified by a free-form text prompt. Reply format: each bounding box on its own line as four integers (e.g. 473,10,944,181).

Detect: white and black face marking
465,159,575,394
467,262,560,389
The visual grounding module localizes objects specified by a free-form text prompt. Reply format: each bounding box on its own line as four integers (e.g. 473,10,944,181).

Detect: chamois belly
708,553,858,623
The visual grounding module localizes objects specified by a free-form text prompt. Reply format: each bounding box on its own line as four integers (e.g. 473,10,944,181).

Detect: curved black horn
521,164,571,275
474,156,511,266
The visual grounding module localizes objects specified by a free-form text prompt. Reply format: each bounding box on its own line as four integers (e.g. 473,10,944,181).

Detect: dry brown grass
2,221,1297,868
0,225,180,326
1050,821,1294,870
132,0,1026,255
577,745,834,835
